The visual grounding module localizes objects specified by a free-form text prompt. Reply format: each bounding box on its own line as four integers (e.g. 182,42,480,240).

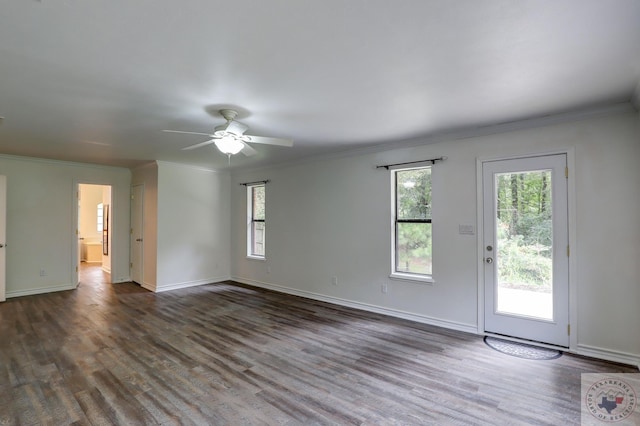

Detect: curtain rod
239,180,270,186
376,156,447,170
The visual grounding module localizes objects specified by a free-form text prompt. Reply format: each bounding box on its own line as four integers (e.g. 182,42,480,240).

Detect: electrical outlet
381,283,388,294
331,276,338,285
39,269,46,277
267,266,271,274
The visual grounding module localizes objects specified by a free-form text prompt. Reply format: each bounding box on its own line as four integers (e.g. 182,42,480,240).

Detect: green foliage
252,185,265,219
497,222,552,292
397,168,431,219
397,223,432,275
495,171,552,292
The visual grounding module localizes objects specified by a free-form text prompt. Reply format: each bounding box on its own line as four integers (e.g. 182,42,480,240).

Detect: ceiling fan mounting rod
219,109,238,122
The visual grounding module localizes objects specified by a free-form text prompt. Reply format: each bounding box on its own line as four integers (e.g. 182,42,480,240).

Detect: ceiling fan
163,109,293,158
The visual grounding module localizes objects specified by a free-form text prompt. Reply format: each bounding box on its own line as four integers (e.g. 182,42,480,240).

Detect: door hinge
567,245,570,257
567,324,571,335
76,266,78,272
565,166,569,178
130,228,133,235
130,262,133,269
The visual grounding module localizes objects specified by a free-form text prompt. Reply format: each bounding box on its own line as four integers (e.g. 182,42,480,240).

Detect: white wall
156,162,231,291
79,184,103,244
230,110,640,366
0,155,131,297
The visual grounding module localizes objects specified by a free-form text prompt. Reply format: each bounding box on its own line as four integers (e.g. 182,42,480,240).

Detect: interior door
483,154,569,347
77,186,82,284
0,175,6,302
130,184,144,285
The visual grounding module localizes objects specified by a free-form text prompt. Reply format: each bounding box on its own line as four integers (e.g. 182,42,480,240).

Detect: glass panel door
483,154,569,347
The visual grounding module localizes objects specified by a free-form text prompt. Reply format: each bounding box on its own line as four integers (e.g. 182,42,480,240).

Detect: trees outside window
393,167,432,276
248,184,265,258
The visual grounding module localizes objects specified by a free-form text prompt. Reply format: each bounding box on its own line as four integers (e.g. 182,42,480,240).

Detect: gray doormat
484,336,562,360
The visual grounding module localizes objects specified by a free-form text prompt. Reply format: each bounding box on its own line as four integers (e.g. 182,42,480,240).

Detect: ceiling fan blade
240,143,258,157
244,135,293,147
163,130,213,137
225,120,249,135
181,139,215,150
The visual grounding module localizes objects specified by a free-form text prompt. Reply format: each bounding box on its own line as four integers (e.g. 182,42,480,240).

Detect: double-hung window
247,184,265,258
392,167,432,280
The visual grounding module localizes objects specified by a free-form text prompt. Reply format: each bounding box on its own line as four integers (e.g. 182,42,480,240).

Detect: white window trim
389,271,435,284
246,184,265,260
390,166,434,283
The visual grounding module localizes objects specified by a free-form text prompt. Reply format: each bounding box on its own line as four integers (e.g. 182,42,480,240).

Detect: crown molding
231,101,636,176
0,152,131,171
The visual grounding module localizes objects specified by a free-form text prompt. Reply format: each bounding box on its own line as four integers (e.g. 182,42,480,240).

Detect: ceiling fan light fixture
214,137,244,155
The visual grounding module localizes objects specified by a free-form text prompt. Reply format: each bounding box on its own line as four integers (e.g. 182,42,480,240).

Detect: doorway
77,184,112,286
482,154,569,347
0,175,5,302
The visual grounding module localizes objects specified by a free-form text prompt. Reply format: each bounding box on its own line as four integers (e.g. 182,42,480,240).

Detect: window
97,203,104,232
392,167,432,279
247,184,265,258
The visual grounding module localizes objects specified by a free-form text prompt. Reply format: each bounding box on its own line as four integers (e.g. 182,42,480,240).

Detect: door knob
0,243,4,248
485,257,493,264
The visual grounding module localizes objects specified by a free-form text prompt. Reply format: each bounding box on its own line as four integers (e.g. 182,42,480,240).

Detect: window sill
246,255,266,262
389,272,434,284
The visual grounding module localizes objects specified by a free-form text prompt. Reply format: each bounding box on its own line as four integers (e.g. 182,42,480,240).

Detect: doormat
484,336,562,360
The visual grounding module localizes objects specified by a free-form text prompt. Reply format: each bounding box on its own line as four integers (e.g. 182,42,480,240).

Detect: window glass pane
495,170,553,319
397,169,431,220
396,222,432,275
248,184,265,258
252,186,265,220
252,221,265,256
97,203,103,233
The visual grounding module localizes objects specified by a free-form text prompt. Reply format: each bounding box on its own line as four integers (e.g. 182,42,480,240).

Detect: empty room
0,1,639,425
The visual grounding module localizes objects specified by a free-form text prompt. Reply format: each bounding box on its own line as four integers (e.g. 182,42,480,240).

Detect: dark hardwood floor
0,264,636,425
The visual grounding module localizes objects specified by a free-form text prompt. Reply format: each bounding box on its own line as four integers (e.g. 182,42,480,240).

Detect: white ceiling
1,1,639,170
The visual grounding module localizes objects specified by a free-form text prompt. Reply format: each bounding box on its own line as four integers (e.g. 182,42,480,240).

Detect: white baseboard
577,344,640,370
7,283,77,298
154,275,231,293
101,266,111,274
232,276,478,335
140,281,156,292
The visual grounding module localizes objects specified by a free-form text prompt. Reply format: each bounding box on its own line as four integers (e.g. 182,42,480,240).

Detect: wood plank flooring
0,265,636,425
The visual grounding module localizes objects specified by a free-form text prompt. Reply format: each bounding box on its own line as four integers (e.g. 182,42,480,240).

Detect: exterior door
130,184,144,285
0,176,6,302
483,154,569,347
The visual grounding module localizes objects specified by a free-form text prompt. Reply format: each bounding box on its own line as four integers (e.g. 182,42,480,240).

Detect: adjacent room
0,1,638,424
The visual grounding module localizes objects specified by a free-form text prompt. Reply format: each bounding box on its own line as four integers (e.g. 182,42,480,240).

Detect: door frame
72,180,115,286
476,148,578,350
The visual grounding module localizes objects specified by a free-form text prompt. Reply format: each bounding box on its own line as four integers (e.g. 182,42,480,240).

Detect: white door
483,154,569,347
130,184,144,285
76,186,82,284
0,175,6,302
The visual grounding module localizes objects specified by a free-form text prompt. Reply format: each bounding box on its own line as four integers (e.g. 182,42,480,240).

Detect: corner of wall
632,81,640,112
